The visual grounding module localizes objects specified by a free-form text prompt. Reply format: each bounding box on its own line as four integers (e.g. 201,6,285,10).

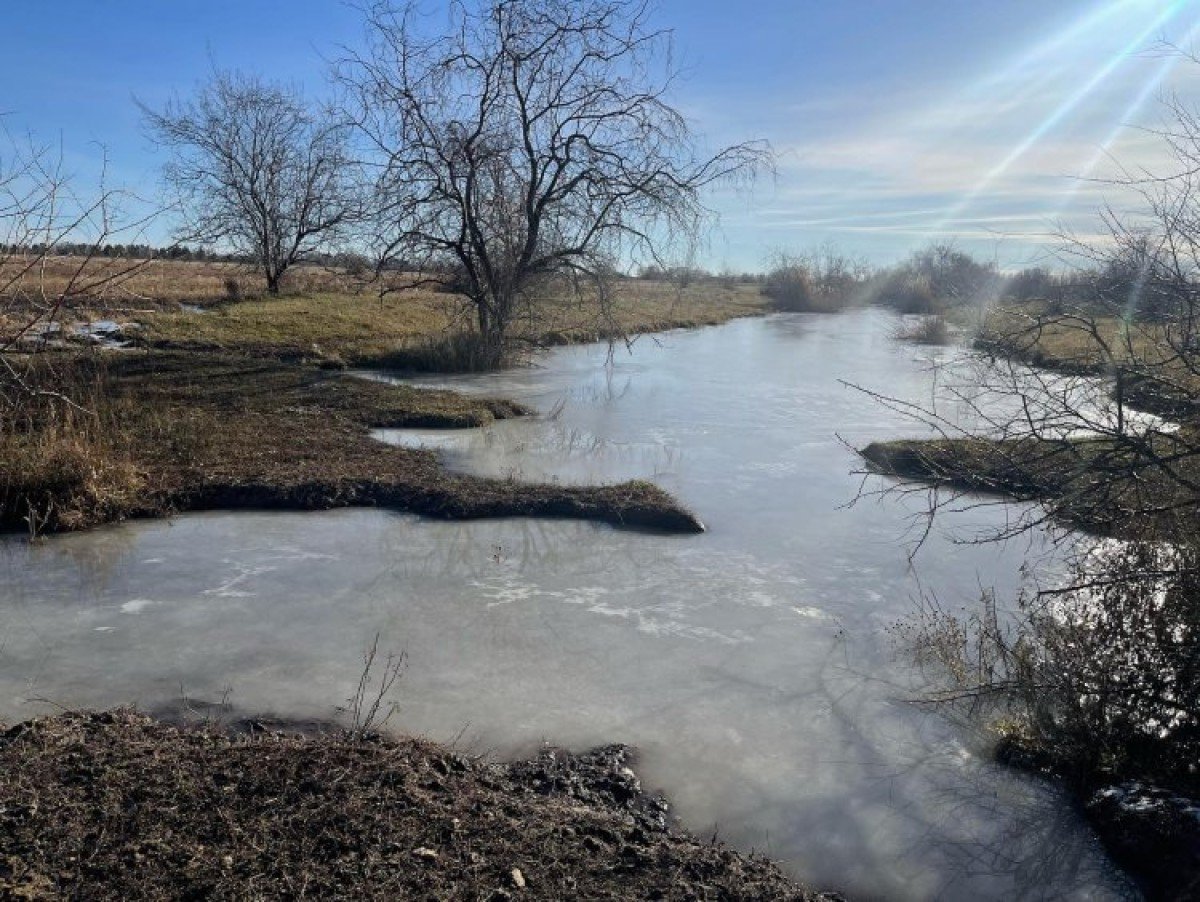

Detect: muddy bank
0,710,827,900
1,352,703,536
995,738,1200,900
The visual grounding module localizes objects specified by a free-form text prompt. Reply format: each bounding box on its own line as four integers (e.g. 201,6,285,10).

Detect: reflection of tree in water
7,520,145,598
891,738,1136,898
701,636,1136,899
371,518,658,584
440,378,680,485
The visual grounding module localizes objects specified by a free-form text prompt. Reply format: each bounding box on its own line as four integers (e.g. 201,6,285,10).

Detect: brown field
3,256,768,367
1,256,364,310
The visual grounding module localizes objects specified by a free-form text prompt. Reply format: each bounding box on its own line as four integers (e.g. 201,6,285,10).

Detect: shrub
762,247,869,312
892,313,950,345
378,331,509,372
763,263,816,311
899,541,1200,796
882,274,940,314
876,244,999,313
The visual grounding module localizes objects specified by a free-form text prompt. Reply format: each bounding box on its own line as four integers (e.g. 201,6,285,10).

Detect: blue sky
3,0,1198,270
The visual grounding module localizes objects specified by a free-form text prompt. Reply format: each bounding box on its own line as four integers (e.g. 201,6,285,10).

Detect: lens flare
1056,16,1200,216
934,0,1192,238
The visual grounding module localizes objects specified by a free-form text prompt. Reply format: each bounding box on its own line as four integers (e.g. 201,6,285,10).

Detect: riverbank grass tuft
1,351,703,536
860,433,1199,539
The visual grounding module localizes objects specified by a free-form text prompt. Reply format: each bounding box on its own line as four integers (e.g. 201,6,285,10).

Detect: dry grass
0,256,366,312
2,258,767,368
1,360,157,535
977,306,1174,372
0,710,818,900
135,275,767,368
140,291,458,364
527,277,768,343
0,351,703,536
3,423,146,535
976,305,1200,422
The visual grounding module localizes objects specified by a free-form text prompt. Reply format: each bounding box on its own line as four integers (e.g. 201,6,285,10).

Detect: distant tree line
758,238,1200,326
2,241,375,271
0,242,243,262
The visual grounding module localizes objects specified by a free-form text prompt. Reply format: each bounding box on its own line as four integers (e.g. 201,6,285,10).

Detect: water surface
0,310,1134,899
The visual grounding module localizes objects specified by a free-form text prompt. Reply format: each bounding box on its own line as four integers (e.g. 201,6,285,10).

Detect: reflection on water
0,310,1135,900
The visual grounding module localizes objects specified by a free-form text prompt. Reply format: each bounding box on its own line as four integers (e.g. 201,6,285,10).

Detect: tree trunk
477,297,507,369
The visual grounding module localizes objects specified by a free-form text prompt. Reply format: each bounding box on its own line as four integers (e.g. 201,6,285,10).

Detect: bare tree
1,130,157,381
338,0,769,365
142,70,357,295
0,129,168,538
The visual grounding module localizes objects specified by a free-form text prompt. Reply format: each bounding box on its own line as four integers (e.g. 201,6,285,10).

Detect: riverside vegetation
860,306,1200,896
2,267,762,537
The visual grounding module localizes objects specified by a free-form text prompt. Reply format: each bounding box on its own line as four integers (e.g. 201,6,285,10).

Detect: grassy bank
976,306,1200,422
0,709,821,900
135,281,767,369
859,433,1197,539
4,257,769,370
1,351,703,536
855,303,1200,538
975,307,1133,373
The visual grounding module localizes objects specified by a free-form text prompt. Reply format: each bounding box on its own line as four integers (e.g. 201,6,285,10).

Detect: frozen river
0,310,1135,899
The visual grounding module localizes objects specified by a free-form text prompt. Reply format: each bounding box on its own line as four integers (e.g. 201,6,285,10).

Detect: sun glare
933,0,1197,238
